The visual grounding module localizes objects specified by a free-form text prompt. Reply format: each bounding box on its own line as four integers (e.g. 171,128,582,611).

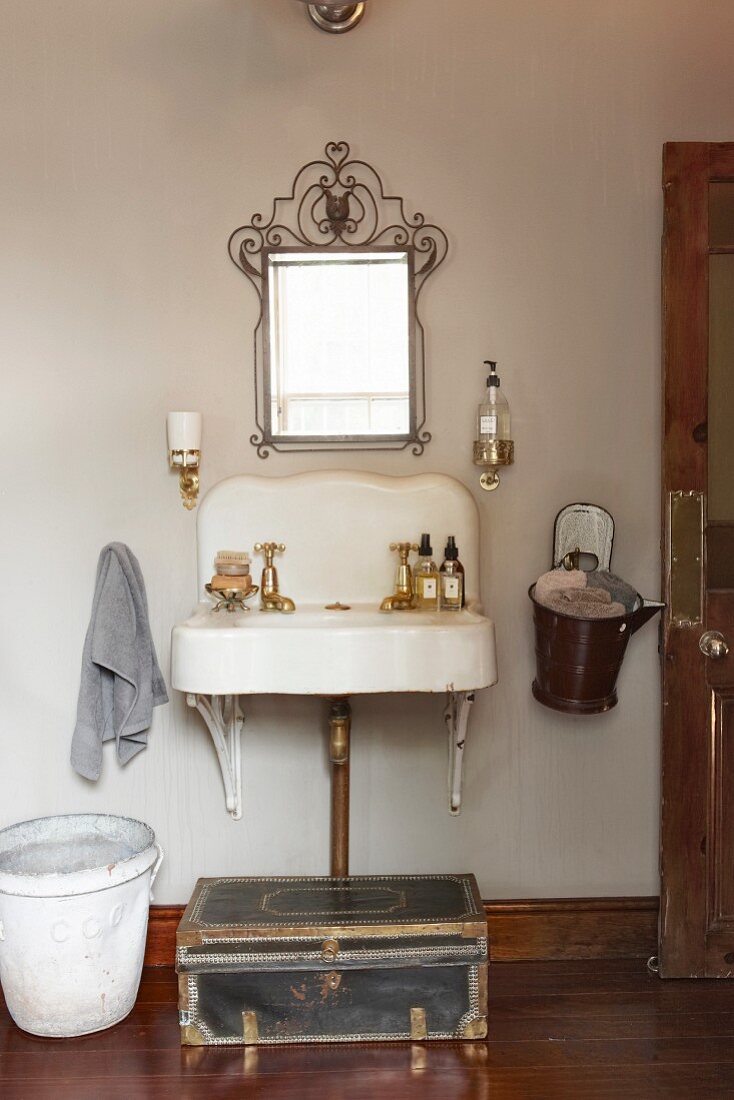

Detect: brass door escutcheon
669,491,704,627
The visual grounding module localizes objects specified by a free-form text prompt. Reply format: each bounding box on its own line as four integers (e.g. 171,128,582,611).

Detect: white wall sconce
472,361,514,492
167,412,202,510
296,0,366,34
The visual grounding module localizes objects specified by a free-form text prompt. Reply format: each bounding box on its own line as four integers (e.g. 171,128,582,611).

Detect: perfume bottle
414,533,440,611
440,536,464,611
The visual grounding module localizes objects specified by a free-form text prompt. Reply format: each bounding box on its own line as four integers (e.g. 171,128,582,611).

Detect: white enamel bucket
0,813,162,1037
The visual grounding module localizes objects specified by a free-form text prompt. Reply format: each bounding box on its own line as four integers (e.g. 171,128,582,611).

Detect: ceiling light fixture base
306,3,365,33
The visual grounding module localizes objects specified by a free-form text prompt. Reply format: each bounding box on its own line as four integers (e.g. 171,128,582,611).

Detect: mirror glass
265,249,413,440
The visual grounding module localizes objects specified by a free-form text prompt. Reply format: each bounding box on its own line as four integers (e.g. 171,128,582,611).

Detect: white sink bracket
186,693,244,820
444,690,475,816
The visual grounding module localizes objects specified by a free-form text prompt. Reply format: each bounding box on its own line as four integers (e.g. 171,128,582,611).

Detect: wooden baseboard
144,906,185,968
484,896,659,962
145,896,659,967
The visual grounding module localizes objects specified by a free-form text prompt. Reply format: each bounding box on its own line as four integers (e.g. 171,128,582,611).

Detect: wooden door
661,143,734,977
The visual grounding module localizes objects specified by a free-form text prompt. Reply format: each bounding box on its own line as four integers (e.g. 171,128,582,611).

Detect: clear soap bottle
477,361,511,442
414,533,440,611
440,536,464,611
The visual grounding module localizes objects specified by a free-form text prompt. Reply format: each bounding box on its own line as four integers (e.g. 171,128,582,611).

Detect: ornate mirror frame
227,141,448,457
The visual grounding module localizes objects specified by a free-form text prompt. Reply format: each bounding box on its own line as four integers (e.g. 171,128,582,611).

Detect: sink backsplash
196,471,481,608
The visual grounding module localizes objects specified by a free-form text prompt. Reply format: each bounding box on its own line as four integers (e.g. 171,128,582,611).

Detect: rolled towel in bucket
541,586,626,619
534,568,587,604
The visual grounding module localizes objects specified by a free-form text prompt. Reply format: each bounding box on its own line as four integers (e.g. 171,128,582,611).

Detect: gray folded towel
587,569,638,613
71,543,168,781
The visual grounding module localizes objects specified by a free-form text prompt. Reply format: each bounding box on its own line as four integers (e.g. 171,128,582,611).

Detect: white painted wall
2,0,733,902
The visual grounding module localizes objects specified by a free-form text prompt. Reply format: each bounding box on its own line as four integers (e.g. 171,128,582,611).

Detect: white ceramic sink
172,600,496,697
171,471,498,818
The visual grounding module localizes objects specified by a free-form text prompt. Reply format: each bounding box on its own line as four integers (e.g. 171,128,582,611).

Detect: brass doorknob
699,630,730,660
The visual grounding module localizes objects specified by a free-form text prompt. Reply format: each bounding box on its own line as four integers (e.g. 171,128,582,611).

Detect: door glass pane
708,253,734,523
707,249,734,587
710,183,734,247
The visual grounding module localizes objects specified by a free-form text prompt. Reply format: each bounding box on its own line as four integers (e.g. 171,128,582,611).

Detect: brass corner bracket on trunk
180,1023,206,1046
460,1016,488,1039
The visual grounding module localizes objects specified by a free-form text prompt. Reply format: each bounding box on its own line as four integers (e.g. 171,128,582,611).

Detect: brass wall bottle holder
472,439,514,493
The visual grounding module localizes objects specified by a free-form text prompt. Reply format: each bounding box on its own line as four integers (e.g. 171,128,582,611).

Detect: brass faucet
254,542,296,613
380,542,419,612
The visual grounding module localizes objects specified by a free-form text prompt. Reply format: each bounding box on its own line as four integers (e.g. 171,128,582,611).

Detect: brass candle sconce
167,412,202,510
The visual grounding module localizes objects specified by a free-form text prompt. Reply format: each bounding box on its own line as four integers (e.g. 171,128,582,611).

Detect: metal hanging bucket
530,587,663,714
530,502,664,714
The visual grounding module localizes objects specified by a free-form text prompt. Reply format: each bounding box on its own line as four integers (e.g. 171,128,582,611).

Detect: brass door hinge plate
669,490,704,627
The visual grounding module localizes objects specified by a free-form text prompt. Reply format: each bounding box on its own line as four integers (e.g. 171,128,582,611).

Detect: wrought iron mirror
228,141,448,457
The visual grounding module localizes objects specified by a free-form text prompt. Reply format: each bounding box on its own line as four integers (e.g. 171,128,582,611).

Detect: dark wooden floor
3,960,734,1098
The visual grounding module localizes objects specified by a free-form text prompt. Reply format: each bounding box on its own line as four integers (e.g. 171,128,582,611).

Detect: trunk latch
321,938,339,962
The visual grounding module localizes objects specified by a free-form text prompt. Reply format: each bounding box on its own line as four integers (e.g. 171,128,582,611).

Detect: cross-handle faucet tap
380,542,419,612
254,542,296,613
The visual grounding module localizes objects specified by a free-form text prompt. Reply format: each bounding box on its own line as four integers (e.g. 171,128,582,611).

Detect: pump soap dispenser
473,360,514,491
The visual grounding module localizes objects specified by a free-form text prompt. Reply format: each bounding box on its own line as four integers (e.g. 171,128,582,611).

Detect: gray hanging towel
71,543,168,780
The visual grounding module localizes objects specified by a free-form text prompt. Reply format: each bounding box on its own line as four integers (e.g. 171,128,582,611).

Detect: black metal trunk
176,874,488,1045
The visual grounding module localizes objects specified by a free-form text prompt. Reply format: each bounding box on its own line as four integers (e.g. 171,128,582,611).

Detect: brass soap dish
205,583,259,613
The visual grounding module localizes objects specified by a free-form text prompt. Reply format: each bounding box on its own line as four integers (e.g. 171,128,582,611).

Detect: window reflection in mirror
265,250,412,439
